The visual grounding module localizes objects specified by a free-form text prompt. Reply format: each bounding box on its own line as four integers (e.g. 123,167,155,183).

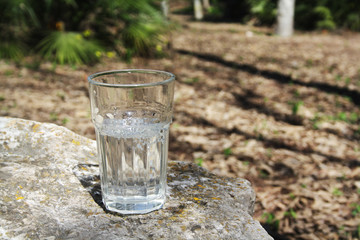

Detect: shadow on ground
176,49,360,105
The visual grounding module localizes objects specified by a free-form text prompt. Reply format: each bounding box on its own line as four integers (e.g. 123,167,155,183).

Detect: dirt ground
1,14,359,240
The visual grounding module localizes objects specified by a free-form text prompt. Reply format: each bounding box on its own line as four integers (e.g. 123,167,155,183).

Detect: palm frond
0,41,25,60
37,31,102,65
0,0,39,28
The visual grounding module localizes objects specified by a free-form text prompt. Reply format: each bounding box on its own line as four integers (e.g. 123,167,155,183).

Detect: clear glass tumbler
88,69,175,214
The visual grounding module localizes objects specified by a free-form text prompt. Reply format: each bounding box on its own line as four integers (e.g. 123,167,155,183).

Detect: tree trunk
161,0,169,19
194,0,204,20
276,0,295,37
203,0,210,10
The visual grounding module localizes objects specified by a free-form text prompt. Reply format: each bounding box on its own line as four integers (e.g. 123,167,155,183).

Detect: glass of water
88,69,175,214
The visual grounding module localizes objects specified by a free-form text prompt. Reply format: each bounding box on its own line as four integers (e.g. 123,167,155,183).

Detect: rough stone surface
0,117,273,240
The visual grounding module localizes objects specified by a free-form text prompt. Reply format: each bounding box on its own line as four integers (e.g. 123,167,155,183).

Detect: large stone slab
0,117,273,239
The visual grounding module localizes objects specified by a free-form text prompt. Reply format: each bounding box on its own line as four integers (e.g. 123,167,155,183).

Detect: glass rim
87,69,175,88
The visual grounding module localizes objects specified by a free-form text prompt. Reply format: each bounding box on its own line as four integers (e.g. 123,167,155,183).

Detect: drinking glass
88,69,175,214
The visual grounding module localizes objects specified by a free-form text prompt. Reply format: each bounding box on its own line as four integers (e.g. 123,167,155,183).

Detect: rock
0,117,273,240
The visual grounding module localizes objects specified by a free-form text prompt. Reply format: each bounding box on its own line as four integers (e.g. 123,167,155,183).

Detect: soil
1,14,359,240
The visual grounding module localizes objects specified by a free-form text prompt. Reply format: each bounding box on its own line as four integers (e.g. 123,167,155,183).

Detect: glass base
103,196,165,215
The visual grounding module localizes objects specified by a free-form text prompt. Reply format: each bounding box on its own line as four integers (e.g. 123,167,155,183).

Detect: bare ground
1,15,359,240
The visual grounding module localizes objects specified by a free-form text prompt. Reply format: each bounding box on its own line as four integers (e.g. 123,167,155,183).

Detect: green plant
314,6,336,30
305,59,313,68
346,13,360,31
355,127,360,138
312,119,320,130
248,0,277,25
50,112,58,121
349,112,358,123
289,100,303,115
0,0,168,64
4,70,13,76
259,169,270,178
195,158,203,167
265,148,273,158
351,203,360,216
223,148,232,156
243,161,250,166
184,77,200,84
335,75,342,81
262,212,279,230
332,187,343,196
289,193,296,199
56,92,66,101
284,208,297,219
311,113,323,126
37,31,102,65
337,112,347,122
345,77,351,85
62,118,69,125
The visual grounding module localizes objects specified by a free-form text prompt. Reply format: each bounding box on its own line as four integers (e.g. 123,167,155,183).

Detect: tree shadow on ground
176,49,360,106
177,110,356,167
231,89,360,141
232,89,304,126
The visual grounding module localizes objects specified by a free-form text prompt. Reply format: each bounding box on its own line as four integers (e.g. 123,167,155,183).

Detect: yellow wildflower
95,51,102,58
156,44,162,52
106,51,115,58
83,29,92,37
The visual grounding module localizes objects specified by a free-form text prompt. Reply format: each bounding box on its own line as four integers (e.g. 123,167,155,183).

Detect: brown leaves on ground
0,15,359,240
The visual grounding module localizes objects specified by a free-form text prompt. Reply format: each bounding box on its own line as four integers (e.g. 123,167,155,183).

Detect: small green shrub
248,0,277,25
346,13,360,31
314,6,336,30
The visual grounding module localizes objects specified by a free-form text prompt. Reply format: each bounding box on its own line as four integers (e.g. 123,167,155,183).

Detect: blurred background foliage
0,0,168,64
1,0,360,65
202,0,360,31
